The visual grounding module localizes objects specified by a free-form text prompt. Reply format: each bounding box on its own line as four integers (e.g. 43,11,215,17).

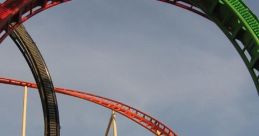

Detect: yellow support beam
112,111,117,136
105,111,118,136
21,86,28,136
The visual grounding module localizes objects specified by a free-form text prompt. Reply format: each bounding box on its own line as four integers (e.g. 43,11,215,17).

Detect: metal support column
105,111,118,136
21,86,28,136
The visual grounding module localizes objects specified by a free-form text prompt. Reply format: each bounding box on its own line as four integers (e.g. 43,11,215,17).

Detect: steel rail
0,0,69,43
158,0,208,19
0,1,69,135
0,0,257,93
0,77,177,136
0,1,257,94
188,0,259,94
0,0,257,135
10,25,60,136
0,0,204,44
160,0,259,94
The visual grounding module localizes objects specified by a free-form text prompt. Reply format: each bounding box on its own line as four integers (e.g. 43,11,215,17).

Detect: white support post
105,110,118,136
21,86,28,136
112,111,117,136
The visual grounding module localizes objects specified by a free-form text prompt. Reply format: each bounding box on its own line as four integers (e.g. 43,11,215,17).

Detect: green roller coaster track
184,0,259,93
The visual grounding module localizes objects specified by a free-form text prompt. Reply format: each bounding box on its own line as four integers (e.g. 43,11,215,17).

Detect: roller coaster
0,0,258,136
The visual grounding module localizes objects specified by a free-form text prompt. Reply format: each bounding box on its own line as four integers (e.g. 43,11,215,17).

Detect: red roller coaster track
158,0,208,19
0,0,69,43
0,1,205,135
0,77,177,136
0,0,207,43
1,0,257,135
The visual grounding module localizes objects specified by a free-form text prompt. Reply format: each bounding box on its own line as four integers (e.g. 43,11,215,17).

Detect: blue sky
0,0,258,135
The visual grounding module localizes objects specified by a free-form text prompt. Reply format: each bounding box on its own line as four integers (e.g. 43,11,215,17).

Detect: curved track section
10,25,60,136
160,0,259,94
0,77,177,136
158,0,208,19
0,1,257,93
0,0,69,43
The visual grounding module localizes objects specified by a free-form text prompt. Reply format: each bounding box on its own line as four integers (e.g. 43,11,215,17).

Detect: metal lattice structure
0,0,258,136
